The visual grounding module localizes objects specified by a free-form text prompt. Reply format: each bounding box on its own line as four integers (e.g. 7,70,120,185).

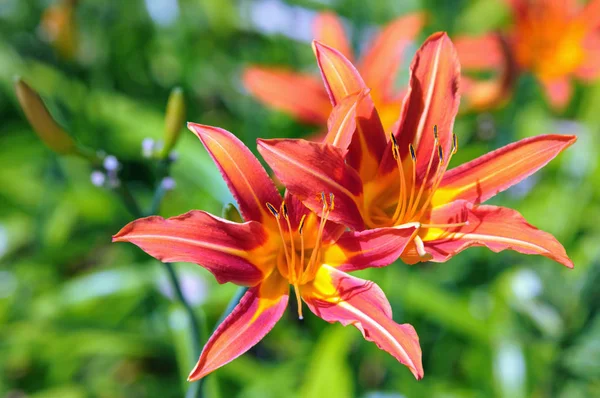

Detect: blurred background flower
0,0,598,397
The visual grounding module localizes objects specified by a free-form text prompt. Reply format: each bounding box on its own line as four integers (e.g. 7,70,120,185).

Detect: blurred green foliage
1,0,599,397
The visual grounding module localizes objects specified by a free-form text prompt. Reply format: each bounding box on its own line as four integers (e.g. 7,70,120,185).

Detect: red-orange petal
360,12,426,100
188,272,289,381
313,12,353,61
323,224,420,272
420,201,573,268
188,123,282,225
575,32,600,81
112,211,269,285
432,134,577,206
346,91,388,181
313,40,367,106
382,32,461,184
242,67,331,124
322,89,365,152
454,34,504,72
303,265,423,379
258,138,365,230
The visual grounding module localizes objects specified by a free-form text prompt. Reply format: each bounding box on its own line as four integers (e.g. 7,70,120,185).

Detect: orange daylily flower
455,0,600,109
257,32,575,267
113,124,423,380
243,11,425,131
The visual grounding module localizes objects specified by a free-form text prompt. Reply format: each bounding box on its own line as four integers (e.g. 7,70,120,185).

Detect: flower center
365,126,468,253
265,193,335,319
513,3,586,80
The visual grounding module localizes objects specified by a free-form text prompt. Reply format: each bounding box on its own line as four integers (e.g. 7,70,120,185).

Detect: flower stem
114,178,204,398
216,286,249,329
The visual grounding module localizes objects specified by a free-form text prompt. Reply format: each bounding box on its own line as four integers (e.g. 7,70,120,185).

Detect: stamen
294,284,303,320
298,214,306,284
329,193,335,211
404,127,438,221
301,194,332,284
391,134,408,223
415,133,460,221
266,202,279,218
409,143,416,161
282,202,289,219
281,201,297,283
452,134,458,155
298,214,306,235
438,146,444,163
266,202,291,277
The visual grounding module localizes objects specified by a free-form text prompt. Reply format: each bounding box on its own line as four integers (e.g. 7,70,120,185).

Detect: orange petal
322,224,420,272
188,272,289,380
112,211,269,285
322,89,365,151
575,33,600,81
360,12,426,99
432,134,577,206
313,12,353,61
188,123,282,225
303,265,423,379
382,32,461,185
347,92,388,181
242,67,331,124
583,0,600,30
454,34,504,72
313,40,367,106
541,77,573,109
257,138,365,230
420,201,573,268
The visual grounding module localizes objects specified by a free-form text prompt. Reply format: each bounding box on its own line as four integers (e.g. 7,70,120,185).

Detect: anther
298,214,306,235
320,192,326,206
390,132,398,147
329,193,335,211
438,146,444,163
281,202,289,219
409,144,416,162
433,125,438,141
266,202,279,218
452,134,458,155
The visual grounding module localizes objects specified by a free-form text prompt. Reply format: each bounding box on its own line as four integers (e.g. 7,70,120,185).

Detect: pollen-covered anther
409,143,416,162
452,133,458,155
298,214,306,235
266,202,279,218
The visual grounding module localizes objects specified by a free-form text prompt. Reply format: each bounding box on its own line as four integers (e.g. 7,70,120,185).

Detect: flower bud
14,78,77,155
162,87,185,157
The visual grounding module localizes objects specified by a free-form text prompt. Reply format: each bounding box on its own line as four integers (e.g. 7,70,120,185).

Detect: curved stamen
266,201,291,277
415,133,459,221
390,133,408,224
405,126,439,222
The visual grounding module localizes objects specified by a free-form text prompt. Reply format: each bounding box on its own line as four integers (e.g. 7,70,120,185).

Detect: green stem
216,286,248,330
115,176,203,398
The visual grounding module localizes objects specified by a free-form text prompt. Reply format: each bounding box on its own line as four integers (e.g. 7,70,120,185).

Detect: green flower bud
14,77,76,155
162,87,185,157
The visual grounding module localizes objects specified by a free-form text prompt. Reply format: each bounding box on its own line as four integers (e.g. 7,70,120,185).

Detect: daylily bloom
113,124,423,380
243,11,425,131
455,0,600,109
257,32,575,267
